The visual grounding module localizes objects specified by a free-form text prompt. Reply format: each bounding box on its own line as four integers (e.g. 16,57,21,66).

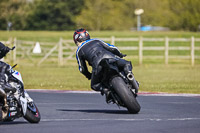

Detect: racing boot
100,88,112,103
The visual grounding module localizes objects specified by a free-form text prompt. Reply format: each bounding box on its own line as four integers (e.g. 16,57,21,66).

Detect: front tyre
24,102,41,123
111,76,141,114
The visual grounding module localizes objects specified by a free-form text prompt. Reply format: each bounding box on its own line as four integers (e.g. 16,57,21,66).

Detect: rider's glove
119,53,127,58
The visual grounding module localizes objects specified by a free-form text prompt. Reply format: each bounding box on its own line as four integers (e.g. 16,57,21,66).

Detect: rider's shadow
57,109,129,114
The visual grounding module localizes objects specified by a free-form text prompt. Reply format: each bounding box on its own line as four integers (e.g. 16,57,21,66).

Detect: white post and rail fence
1,36,200,66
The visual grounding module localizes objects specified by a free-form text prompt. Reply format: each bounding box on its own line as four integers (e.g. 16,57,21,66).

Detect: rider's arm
99,40,124,58
0,61,10,86
0,42,10,59
76,53,91,80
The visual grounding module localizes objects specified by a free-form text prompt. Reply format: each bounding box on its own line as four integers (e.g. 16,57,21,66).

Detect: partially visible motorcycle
0,48,40,123
99,58,141,114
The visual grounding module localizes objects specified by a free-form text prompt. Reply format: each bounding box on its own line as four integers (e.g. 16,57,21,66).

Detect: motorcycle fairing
12,70,23,84
20,96,27,116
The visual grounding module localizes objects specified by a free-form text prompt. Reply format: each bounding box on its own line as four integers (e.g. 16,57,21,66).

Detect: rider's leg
91,72,102,91
0,63,10,118
0,71,7,107
91,73,111,102
0,86,8,120
0,86,7,105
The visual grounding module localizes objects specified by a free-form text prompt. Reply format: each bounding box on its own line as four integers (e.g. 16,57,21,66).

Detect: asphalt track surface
0,90,200,133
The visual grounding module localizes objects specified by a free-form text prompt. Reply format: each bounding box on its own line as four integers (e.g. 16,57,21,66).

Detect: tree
0,0,29,30
76,0,111,30
76,0,173,31
25,0,84,30
168,0,200,31
76,0,135,30
1,0,200,31
134,0,173,27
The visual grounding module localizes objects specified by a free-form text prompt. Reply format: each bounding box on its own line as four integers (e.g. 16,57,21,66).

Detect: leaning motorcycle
0,51,40,123
99,58,141,114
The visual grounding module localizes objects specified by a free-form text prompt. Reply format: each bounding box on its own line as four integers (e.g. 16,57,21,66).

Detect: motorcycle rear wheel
24,102,41,123
0,106,2,121
111,76,141,114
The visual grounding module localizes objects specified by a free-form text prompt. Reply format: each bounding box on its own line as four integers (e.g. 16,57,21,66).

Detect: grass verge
15,63,200,94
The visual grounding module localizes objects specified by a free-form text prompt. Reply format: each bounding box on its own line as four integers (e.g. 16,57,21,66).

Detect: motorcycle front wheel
111,76,141,114
24,102,41,123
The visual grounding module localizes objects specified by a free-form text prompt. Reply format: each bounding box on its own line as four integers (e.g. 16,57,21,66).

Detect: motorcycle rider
74,28,139,101
0,42,13,118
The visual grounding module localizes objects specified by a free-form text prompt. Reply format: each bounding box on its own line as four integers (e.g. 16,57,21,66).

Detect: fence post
38,44,58,66
111,36,115,45
58,38,63,66
191,36,195,66
139,36,143,65
165,37,169,65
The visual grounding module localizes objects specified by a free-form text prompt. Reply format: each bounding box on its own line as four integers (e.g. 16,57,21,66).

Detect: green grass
17,63,91,91
1,30,200,42
14,61,200,94
134,64,200,94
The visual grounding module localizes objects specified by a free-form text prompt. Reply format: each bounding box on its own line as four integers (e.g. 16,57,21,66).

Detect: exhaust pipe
127,73,134,81
127,73,139,93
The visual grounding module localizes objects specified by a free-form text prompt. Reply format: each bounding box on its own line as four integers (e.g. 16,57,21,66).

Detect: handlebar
9,46,15,51
12,64,17,69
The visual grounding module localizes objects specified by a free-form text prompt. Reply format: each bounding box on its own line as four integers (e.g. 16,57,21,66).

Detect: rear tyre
0,106,2,121
111,76,141,114
24,102,41,123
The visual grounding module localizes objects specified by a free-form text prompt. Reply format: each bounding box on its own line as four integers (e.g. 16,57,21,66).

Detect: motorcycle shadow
0,121,28,125
57,109,129,114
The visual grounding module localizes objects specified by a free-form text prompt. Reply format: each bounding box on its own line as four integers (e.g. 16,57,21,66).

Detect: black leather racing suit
0,42,11,106
76,39,133,91
0,42,11,85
